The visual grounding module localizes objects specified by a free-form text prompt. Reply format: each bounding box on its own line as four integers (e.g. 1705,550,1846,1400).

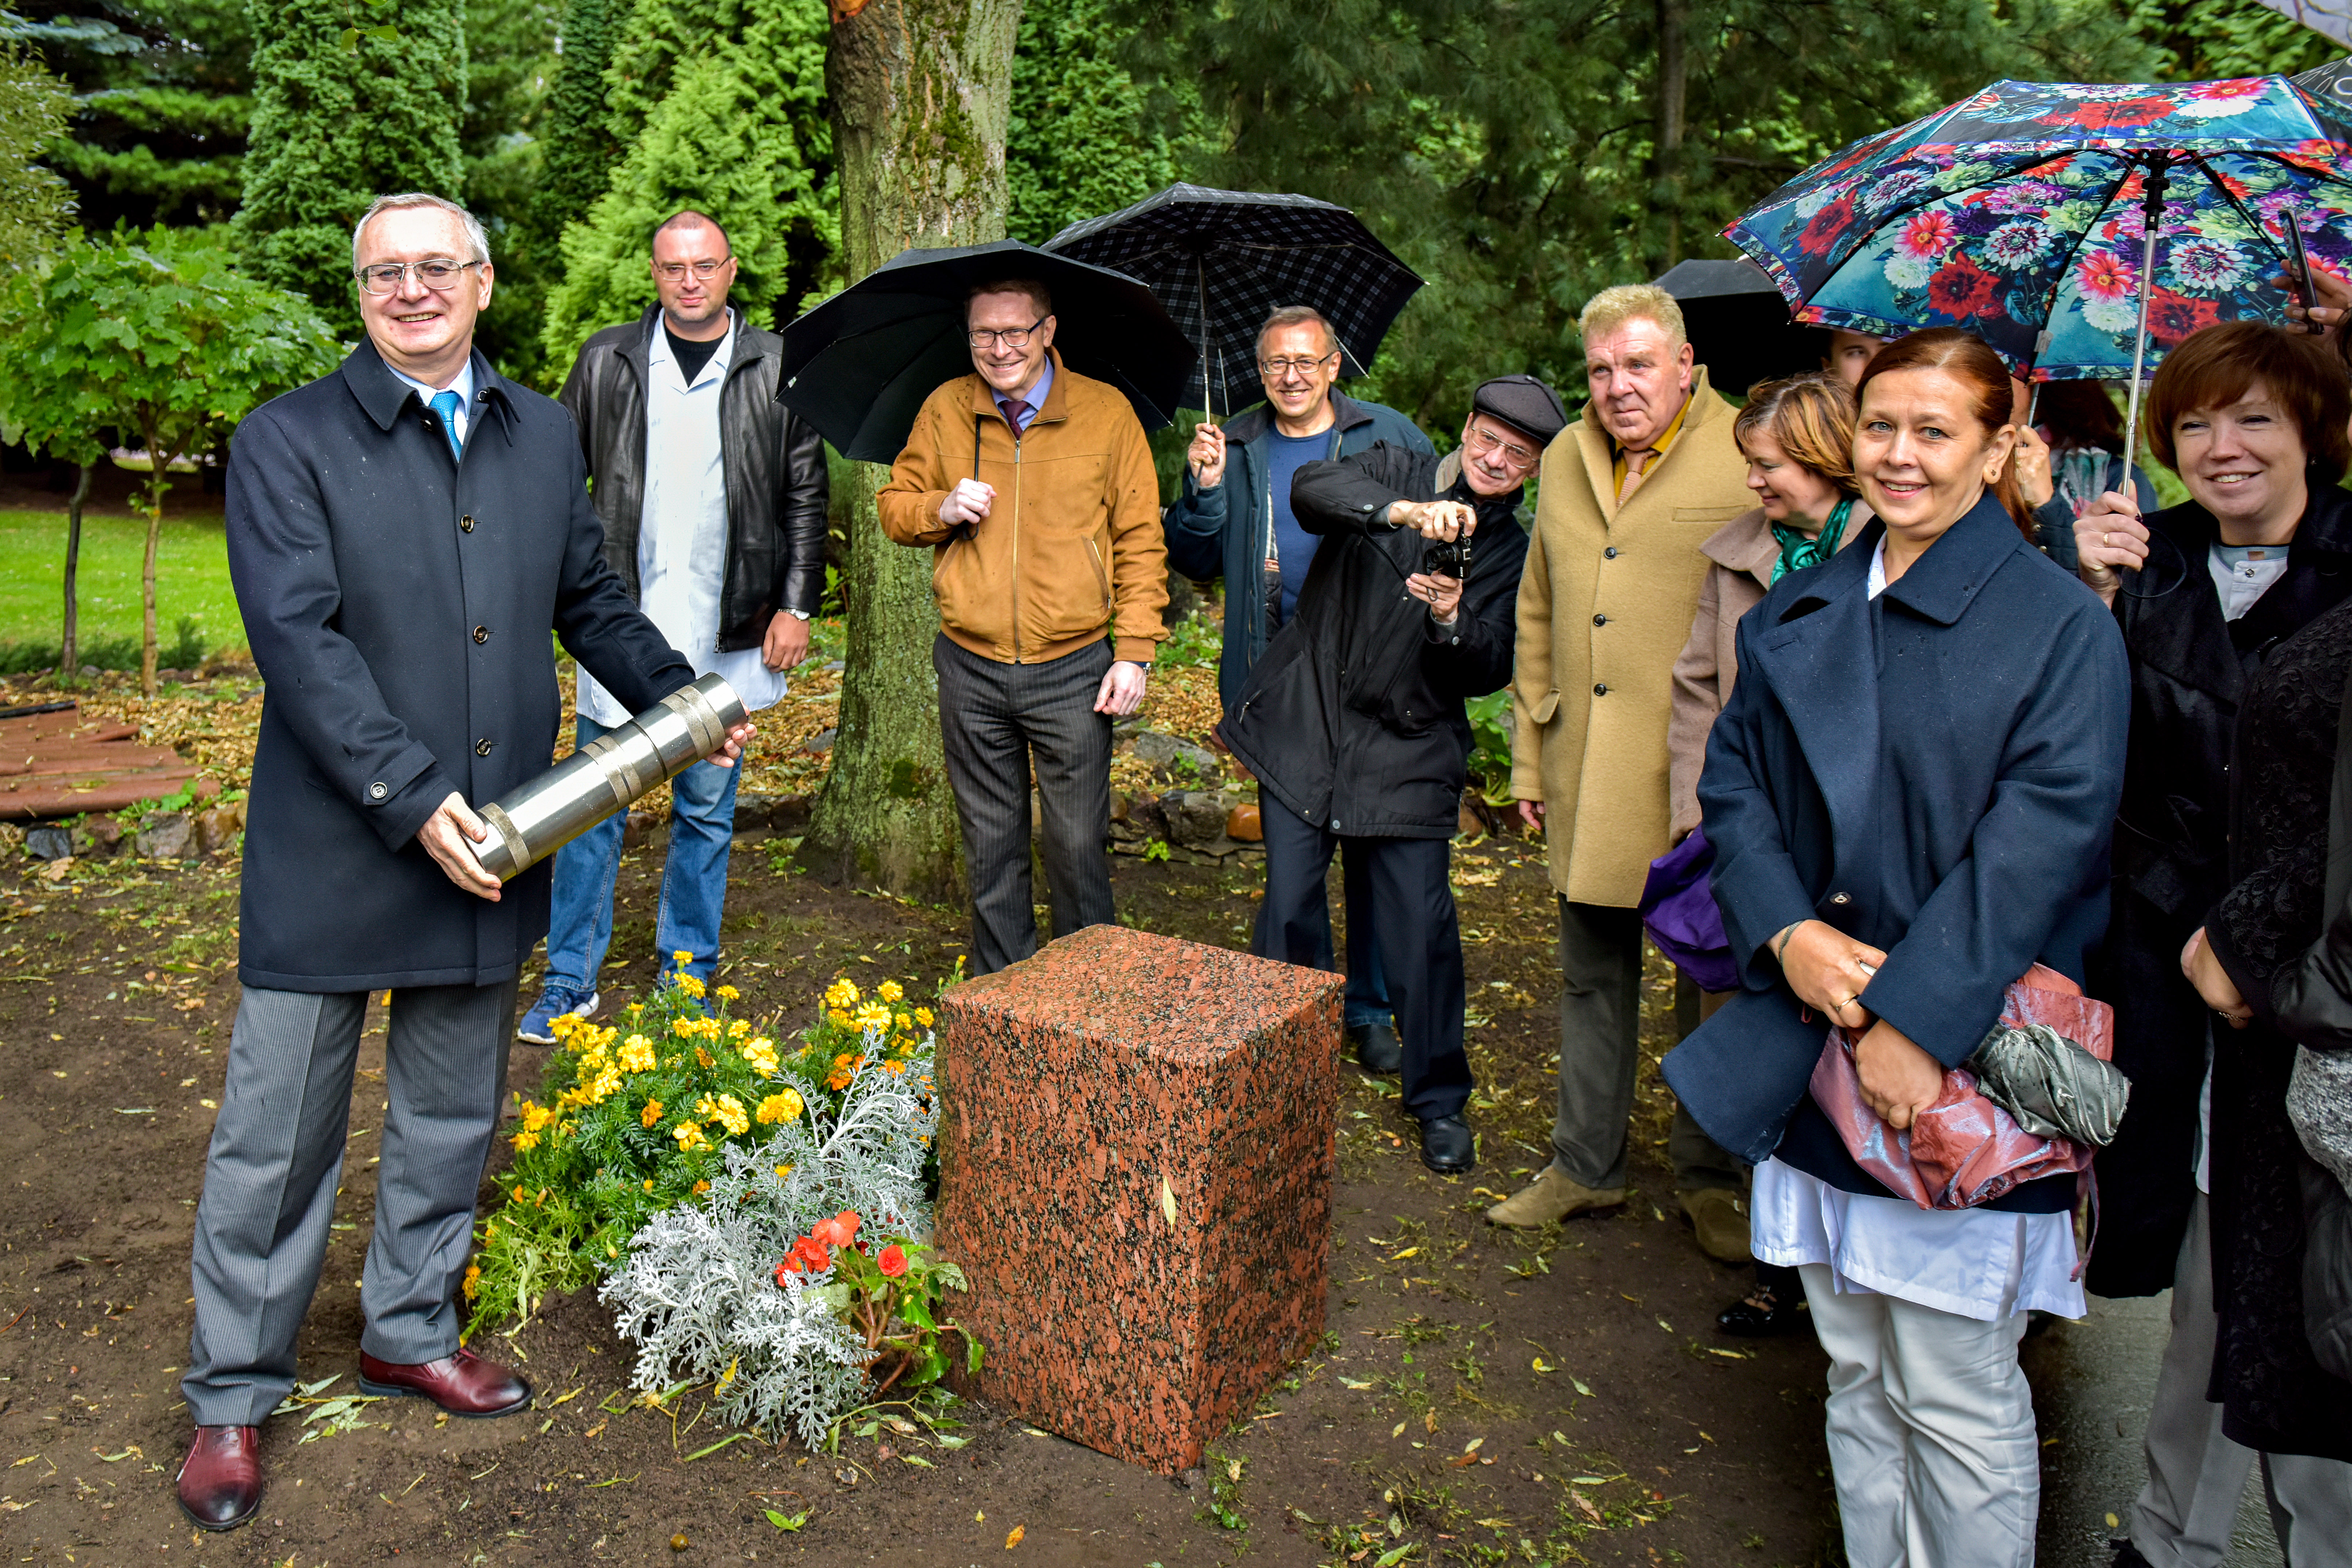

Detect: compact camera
1422,538,1470,579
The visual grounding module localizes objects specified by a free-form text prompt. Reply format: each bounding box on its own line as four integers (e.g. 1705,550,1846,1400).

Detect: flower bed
469,967,970,1445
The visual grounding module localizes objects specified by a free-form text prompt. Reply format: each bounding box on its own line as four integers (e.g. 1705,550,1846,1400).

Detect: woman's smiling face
1741,427,1844,527
1853,365,2013,543
2172,378,2308,542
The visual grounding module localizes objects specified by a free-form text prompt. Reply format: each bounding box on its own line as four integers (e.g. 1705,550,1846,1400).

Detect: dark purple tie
998,397,1030,432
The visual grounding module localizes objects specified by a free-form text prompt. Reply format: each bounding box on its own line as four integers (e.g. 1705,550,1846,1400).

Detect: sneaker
517,984,598,1045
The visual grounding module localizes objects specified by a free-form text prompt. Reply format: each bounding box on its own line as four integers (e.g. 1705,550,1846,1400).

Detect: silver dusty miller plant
599,1028,940,1446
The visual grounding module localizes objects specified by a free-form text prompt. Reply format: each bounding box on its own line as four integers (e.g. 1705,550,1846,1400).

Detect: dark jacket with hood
1663,496,2129,1211
557,305,828,650
227,341,693,993
1218,443,1527,839
2087,487,2352,1298
1163,391,1431,713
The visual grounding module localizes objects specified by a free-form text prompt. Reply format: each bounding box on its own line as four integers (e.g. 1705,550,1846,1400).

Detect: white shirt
2209,542,2287,622
388,359,475,447
1867,535,1888,599
1751,1156,2085,1321
578,312,791,728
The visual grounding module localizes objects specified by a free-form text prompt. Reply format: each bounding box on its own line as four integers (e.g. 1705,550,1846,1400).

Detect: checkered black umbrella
1044,183,1425,417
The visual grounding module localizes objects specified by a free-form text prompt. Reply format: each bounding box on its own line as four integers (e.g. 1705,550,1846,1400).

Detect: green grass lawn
0,508,243,668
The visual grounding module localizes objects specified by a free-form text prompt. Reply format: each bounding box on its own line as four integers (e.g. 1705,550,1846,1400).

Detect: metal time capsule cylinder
466,672,748,881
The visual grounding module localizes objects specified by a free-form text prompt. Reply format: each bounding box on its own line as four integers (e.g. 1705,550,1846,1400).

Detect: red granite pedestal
934,923,1343,1474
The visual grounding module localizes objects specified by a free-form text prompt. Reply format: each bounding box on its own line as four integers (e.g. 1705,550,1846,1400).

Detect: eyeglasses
1258,350,1340,381
968,316,1048,351
1464,421,1538,469
654,258,732,282
354,259,482,296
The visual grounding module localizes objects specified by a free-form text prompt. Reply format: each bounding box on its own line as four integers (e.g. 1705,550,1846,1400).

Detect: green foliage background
0,28,74,268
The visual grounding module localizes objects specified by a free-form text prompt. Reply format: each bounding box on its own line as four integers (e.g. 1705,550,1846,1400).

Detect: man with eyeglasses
511,210,827,1037
1220,375,1567,1173
1487,283,1756,1252
1164,304,1432,1074
178,193,745,1532
878,279,1168,974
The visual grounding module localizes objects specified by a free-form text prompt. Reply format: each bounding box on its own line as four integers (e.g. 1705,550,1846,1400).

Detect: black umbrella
776,239,1196,463
1654,257,1826,399
1043,183,1425,417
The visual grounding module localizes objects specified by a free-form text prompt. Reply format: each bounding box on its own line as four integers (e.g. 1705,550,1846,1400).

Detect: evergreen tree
1004,0,1199,243
462,0,561,381
0,28,75,268
2130,0,2340,80
526,0,631,275
11,1,250,231
235,0,468,335
538,0,832,372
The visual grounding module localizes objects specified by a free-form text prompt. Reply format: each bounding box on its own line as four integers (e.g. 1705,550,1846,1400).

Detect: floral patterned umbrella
1724,76,2352,386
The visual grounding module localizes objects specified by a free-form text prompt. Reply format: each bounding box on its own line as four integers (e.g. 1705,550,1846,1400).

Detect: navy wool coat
227,341,693,993
1663,495,2130,1207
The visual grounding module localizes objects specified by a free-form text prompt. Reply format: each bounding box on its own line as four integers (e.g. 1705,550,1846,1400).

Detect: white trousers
2129,1194,2352,1568
1800,1263,2040,1568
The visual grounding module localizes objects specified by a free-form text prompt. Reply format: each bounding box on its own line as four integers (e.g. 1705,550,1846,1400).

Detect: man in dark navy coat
174,193,745,1532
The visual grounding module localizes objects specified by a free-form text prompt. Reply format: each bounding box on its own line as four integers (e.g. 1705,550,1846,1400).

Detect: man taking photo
878,279,1167,973
1163,305,1431,1072
1222,375,1566,1173
519,209,828,1039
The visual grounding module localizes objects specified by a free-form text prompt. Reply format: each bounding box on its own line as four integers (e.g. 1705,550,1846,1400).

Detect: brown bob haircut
1734,372,1861,498
1855,327,2035,540
2143,320,2351,484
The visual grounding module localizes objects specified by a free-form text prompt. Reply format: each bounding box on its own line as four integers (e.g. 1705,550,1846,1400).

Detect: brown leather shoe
176,1424,262,1531
358,1347,531,1417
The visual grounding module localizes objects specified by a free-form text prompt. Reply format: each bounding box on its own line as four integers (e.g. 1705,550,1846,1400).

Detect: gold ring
2102,531,2112,546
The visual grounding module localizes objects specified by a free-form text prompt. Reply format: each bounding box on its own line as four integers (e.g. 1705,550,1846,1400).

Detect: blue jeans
543,713,740,989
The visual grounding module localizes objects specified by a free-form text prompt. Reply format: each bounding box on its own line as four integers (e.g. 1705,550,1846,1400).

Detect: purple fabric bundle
1638,827,1737,993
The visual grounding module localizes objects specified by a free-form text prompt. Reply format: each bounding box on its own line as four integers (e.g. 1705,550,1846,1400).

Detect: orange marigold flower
641,1098,665,1128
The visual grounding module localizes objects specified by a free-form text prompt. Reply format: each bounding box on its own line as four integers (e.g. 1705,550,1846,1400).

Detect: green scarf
1769,496,1854,585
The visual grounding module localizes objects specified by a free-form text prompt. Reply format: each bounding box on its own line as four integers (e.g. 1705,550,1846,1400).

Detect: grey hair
350,193,491,271
1256,304,1338,359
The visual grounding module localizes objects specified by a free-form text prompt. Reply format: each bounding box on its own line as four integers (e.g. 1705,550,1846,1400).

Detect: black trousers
934,633,1115,975
1255,805,1471,1122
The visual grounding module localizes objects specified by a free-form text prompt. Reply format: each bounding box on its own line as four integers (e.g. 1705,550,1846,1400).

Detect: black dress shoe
1347,1020,1403,1076
1419,1114,1474,1173
1715,1283,1811,1338
2109,1541,2155,1568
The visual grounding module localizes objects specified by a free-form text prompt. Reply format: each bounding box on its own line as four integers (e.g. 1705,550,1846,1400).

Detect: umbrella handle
2120,156,2170,502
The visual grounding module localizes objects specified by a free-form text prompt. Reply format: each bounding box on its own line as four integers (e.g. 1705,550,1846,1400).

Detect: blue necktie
428,389,465,460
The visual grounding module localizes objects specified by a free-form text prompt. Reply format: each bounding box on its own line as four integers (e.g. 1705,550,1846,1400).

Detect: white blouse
1751,1156,2086,1322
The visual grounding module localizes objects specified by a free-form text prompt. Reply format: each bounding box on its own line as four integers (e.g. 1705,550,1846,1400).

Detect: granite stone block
935,923,1342,1474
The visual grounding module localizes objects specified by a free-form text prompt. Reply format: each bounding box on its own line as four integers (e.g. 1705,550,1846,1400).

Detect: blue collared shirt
996,357,1052,434
387,358,476,447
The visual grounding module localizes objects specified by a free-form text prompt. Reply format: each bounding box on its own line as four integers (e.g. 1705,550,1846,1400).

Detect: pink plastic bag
1808,964,2113,1211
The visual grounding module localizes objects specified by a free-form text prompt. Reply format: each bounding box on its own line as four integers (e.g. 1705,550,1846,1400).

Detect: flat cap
1471,374,1568,447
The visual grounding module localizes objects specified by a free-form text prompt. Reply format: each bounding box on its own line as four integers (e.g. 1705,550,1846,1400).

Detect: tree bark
1654,0,1689,271
801,0,1022,901
136,427,187,699
60,462,89,688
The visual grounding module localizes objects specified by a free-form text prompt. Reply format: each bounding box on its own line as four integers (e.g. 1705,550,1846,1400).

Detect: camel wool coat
1511,367,1752,907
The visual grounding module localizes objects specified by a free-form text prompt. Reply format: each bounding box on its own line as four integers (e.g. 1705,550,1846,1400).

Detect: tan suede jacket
877,353,1168,666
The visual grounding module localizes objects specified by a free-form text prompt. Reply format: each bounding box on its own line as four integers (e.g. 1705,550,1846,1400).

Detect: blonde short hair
1578,283,1686,351
1734,372,1859,496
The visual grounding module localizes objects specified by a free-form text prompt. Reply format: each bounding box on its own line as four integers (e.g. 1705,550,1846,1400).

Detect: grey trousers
934,632,1115,976
1552,899,1741,1192
2129,1193,2352,1568
183,978,519,1425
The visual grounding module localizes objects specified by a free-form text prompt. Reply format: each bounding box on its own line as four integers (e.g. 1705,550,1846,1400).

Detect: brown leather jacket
877,352,1167,665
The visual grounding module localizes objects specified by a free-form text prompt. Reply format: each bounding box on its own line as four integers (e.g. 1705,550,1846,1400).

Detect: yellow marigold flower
618,1034,656,1073
520,1101,555,1133
462,1264,481,1300
727,1018,751,1039
914,1006,934,1028
694,1179,711,1194
643,1178,654,1192
511,1130,539,1152
513,1185,526,1202
824,977,860,1009
674,949,694,965
716,984,740,1002
672,1120,709,1152
827,1007,852,1028
773,1164,793,1179
675,974,706,1000
756,1089,804,1125
711,1094,749,1137
878,980,904,1003
671,1017,696,1037
695,1046,714,1069
641,1098,665,1128
894,1012,911,1032
742,1042,780,1076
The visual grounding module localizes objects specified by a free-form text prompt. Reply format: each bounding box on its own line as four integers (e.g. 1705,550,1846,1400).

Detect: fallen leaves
1005,1524,1025,1549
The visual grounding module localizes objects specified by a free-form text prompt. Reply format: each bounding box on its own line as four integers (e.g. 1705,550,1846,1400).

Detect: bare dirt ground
0,820,1844,1568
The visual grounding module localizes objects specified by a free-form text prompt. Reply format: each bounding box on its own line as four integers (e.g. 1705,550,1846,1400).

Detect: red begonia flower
878,1244,909,1278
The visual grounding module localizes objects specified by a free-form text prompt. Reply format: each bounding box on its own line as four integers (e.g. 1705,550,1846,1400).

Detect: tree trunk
800,0,1022,901
136,429,184,698
60,462,89,688
1654,0,1689,271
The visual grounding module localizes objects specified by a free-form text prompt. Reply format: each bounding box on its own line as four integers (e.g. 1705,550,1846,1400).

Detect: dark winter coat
2199,594,2352,1461
1662,496,2130,1212
1162,392,1432,713
2087,487,2352,1298
1219,444,1527,840
227,341,693,993
558,306,829,649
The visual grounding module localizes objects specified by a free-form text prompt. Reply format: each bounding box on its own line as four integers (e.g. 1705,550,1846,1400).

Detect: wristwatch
786,609,812,620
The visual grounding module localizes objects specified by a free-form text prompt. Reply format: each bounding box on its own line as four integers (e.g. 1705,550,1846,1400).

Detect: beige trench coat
1510,368,1753,907
1665,502,1869,840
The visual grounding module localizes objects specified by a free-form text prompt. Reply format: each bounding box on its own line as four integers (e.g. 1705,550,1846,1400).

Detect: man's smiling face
355,204,493,381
